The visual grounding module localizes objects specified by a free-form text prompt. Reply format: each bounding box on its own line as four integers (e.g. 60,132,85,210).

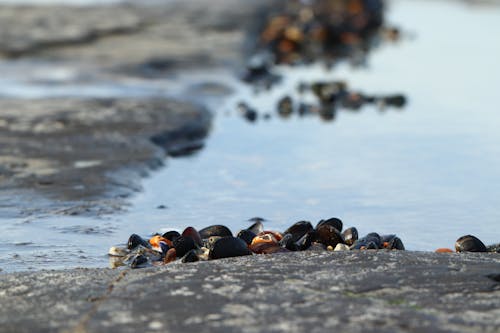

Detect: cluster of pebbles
108,217,497,269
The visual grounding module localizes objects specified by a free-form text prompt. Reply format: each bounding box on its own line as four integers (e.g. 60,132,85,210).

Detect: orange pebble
149,235,173,248
435,248,454,253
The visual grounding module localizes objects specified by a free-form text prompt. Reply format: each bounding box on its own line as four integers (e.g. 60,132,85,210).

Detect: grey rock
0,252,499,332
0,98,211,217
0,0,280,73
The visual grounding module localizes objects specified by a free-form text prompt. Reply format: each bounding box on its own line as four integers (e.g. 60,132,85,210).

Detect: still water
1,0,500,272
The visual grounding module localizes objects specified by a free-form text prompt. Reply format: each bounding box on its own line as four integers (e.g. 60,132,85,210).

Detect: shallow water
1,0,500,272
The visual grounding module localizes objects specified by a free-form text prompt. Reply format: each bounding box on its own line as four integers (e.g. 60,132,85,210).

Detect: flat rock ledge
0,98,211,217
0,251,499,333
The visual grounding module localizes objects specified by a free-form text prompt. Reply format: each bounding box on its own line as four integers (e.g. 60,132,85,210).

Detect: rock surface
0,0,278,72
0,0,281,217
0,98,210,216
0,251,499,333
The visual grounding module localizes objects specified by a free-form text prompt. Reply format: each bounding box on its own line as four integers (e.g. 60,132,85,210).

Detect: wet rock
1,252,500,333
0,98,211,217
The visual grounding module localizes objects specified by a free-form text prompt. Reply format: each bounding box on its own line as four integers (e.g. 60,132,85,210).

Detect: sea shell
209,237,252,260
316,217,343,232
341,227,358,246
199,225,233,239
316,223,344,248
173,236,196,258
127,234,150,250
455,235,487,252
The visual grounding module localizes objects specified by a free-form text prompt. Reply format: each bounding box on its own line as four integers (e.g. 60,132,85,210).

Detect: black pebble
173,236,196,258
127,234,150,250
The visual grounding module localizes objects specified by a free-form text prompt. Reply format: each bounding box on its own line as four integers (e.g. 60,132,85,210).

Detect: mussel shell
250,241,280,254
204,236,222,251
247,219,264,235
163,248,177,264
162,230,181,242
127,234,150,250
130,254,148,269
284,221,314,242
280,231,314,251
365,233,382,248
316,224,345,248
380,234,396,244
258,230,283,242
342,227,358,246
199,225,233,239
487,243,500,253
237,229,257,245
351,233,382,250
249,234,279,254
173,236,196,258
182,226,203,247
279,233,297,251
381,235,405,250
182,249,200,263
455,235,487,252
209,237,252,260
316,217,343,233
295,232,314,251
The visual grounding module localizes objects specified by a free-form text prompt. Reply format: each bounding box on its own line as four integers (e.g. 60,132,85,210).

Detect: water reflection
237,80,407,123
239,0,406,124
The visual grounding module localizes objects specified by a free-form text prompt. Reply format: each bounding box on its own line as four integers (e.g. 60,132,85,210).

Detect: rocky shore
0,0,279,217
0,251,499,333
